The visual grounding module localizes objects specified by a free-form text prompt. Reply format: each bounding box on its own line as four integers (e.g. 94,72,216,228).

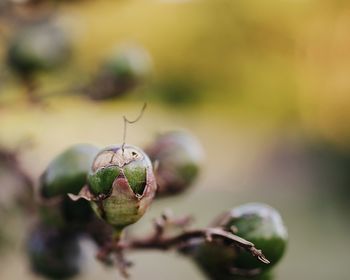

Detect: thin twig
96,226,269,271
150,210,193,241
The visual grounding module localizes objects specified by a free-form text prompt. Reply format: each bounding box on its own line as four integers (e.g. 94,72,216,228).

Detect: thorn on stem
251,248,270,264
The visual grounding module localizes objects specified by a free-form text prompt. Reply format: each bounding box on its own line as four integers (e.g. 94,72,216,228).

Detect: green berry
39,144,100,229
146,131,203,196
194,241,274,280
40,144,100,198
105,45,152,81
7,23,71,76
192,203,287,279
27,225,82,279
87,44,153,100
219,203,288,271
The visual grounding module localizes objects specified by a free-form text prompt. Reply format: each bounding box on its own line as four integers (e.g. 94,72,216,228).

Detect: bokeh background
1,0,350,279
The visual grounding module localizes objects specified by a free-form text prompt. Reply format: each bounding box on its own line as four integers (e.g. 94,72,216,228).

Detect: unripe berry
39,144,99,228
146,131,203,196
87,44,153,100
27,225,82,279
104,45,152,82
7,23,71,76
217,203,288,272
193,203,287,279
40,144,100,198
72,145,157,230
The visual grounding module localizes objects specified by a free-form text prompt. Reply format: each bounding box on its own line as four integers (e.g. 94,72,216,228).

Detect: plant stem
123,227,269,264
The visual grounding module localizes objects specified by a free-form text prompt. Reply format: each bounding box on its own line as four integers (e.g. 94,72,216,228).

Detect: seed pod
27,225,82,279
87,44,153,100
39,144,100,228
70,145,157,230
7,22,71,76
145,131,203,196
192,203,287,279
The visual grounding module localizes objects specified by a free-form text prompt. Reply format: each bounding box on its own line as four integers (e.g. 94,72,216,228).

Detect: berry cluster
28,130,288,279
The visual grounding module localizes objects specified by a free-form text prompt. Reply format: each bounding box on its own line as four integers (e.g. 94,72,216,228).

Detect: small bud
87,44,153,100
192,203,287,279
145,131,204,196
7,22,71,76
71,145,157,230
27,225,82,279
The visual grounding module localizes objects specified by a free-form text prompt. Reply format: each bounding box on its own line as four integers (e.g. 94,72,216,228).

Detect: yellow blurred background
0,0,350,279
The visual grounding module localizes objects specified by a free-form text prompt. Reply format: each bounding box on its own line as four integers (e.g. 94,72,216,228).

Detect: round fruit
27,225,82,279
84,144,157,230
87,44,152,100
7,23,71,76
192,203,287,279
146,131,203,196
40,144,100,198
217,203,288,271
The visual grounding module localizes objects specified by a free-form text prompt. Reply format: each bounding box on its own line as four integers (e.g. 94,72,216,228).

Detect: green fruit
146,131,203,196
40,144,100,198
87,44,152,100
105,45,152,81
219,203,288,272
191,241,275,280
192,240,237,280
192,203,287,279
39,144,99,229
27,225,82,279
7,23,71,76
80,145,157,230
